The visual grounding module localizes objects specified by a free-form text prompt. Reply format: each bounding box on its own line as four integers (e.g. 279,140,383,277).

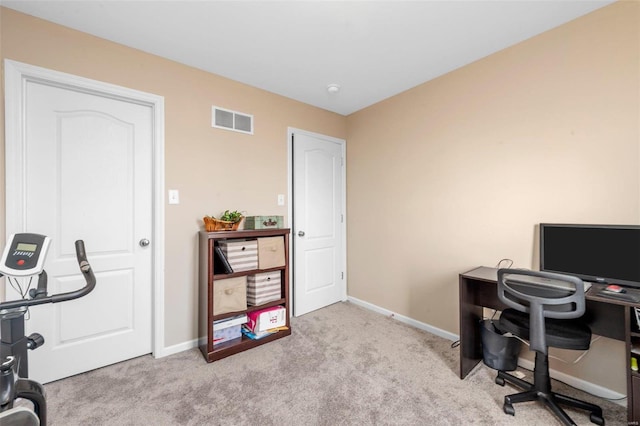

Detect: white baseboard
347,296,459,342
154,338,199,358
347,296,626,405
517,358,626,405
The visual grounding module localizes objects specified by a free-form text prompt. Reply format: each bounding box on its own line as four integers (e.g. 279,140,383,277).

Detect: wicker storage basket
203,216,243,232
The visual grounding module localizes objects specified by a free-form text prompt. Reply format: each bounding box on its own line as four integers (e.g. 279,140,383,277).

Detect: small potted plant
203,210,244,232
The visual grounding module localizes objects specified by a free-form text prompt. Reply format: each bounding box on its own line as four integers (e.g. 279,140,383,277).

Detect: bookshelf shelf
198,228,291,362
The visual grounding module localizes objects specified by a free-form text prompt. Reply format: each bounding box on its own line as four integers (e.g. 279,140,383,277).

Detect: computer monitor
540,223,640,289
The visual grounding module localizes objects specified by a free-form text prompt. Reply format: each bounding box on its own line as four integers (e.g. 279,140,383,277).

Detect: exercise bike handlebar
0,240,96,310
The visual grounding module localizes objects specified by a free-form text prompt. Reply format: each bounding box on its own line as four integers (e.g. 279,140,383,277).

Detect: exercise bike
0,233,96,426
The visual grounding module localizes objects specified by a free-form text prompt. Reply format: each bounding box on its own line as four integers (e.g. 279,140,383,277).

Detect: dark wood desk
459,266,640,422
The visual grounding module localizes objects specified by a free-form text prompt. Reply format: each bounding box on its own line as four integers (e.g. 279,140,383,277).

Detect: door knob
298,231,305,237
139,238,150,247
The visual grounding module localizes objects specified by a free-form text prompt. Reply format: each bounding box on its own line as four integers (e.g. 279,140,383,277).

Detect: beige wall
1,1,638,395
0,7,347,348
346,0,638,394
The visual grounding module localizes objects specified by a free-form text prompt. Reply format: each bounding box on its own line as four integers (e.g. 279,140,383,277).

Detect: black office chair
494,269,604,426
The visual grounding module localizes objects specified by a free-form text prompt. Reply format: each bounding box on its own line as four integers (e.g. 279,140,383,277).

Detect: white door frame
4,59,166,358
287,127,347,315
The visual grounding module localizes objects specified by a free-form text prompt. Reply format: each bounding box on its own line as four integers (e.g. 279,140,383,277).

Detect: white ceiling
1,0,615,115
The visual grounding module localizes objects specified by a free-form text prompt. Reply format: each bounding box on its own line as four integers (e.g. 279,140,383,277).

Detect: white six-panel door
4,61,159,383
291,130,346,316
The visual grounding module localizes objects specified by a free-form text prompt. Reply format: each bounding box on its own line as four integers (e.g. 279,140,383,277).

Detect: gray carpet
41,302,626,425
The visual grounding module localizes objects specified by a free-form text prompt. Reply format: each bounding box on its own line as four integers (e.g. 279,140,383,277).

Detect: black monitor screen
540,224,640,288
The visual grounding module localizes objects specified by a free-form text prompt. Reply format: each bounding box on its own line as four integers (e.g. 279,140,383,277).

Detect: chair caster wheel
503,403,515,416
589,413,604,425
495,376,505,386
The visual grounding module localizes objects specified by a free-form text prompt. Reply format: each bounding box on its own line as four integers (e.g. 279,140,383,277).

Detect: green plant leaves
220,210,242,222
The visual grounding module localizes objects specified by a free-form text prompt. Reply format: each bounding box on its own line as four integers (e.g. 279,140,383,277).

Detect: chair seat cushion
497,308,591,350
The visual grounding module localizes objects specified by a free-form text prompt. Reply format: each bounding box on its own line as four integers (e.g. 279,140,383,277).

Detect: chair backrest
497,268,586,353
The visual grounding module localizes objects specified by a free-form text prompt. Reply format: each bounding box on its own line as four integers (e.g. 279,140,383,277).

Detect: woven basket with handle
203,216,243,232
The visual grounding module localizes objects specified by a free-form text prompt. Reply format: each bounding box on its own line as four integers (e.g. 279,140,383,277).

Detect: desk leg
459,276,484,379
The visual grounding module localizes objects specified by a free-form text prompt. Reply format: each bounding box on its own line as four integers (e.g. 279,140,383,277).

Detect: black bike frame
0,239,96,426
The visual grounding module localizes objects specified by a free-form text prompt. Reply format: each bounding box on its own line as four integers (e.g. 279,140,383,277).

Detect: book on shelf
241,324,289,340
241,325,274,340
213,314,248,331
214,245,233,274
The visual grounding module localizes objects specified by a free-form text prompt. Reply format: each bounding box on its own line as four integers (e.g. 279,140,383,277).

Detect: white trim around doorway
287,127,347,315
3,59,167,358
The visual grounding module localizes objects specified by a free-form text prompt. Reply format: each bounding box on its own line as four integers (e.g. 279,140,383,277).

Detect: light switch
168,190,180,205
277,194,285,206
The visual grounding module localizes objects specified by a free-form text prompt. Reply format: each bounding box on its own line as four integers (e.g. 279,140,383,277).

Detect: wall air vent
212,106,253,135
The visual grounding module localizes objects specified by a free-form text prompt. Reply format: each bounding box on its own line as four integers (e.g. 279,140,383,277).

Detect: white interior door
291,130,346,316
4,64,155,383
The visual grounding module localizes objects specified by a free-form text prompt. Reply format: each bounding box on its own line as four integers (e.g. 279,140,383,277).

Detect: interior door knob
139,238,150,247
298,231,305,237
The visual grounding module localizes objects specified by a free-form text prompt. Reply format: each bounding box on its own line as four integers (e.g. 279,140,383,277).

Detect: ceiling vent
212,106,253,135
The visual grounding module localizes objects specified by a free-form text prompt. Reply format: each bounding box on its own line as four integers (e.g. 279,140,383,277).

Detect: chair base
496,369,604,426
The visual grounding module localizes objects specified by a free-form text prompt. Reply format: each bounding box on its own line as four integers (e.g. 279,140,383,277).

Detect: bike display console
0,233,51,277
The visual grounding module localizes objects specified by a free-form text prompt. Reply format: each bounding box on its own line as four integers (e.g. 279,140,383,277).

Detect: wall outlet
277,194,285,206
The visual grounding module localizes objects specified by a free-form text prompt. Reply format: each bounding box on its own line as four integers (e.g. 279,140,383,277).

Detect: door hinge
341,272,344,279
341,214,344,223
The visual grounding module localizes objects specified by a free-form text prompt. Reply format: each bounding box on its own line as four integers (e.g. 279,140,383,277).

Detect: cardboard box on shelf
246,306,286,333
